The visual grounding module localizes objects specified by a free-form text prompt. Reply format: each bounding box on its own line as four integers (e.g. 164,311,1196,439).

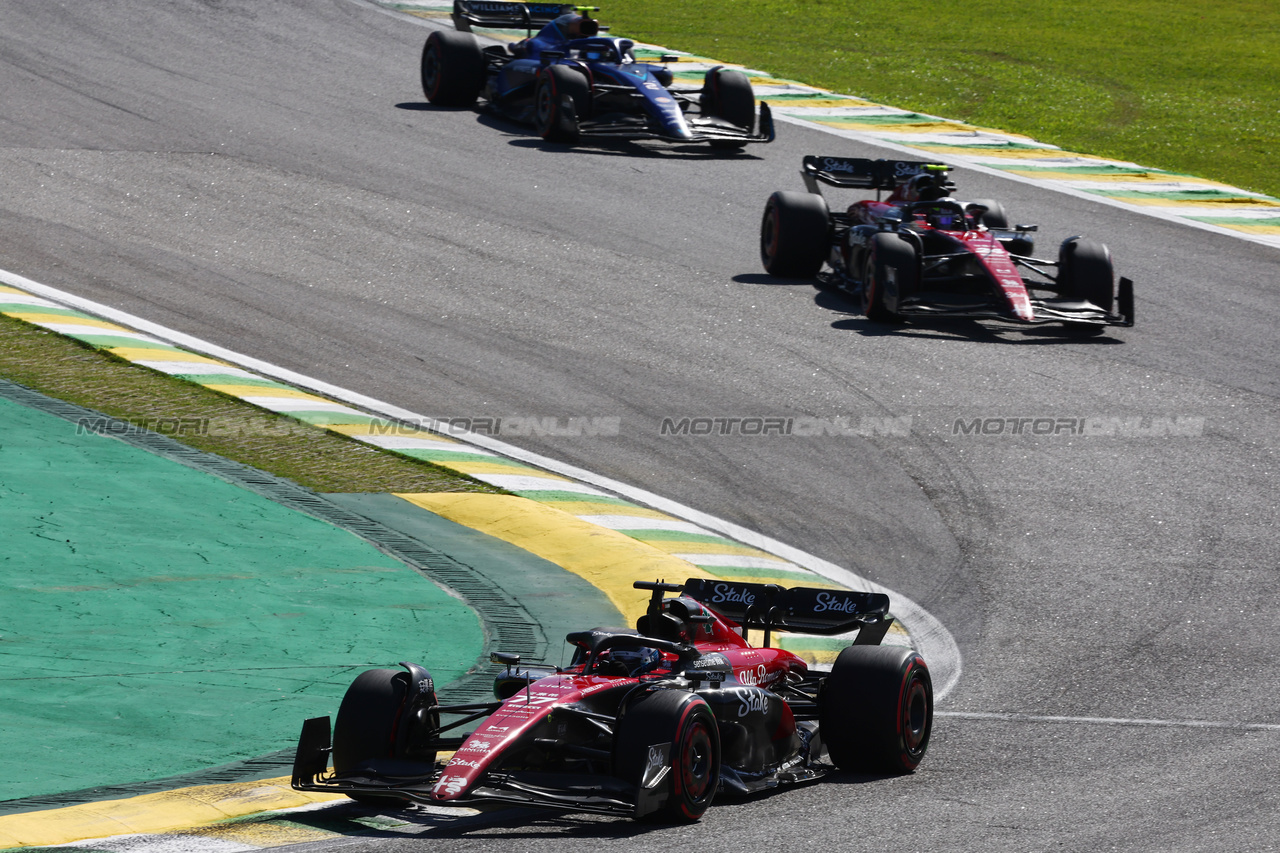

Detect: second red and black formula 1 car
761,156,1134,333
291,579,932,821
421,2,773,147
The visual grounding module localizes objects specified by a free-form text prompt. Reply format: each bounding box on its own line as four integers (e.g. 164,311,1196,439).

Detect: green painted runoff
0,396,483,802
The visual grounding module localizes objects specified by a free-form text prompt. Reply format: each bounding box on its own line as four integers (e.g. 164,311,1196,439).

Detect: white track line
938,711,1280,732
0,266,965,699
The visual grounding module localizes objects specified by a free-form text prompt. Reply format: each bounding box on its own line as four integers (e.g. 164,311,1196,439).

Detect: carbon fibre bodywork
761,156,1135,331
426,1,774,146
291,579,931,821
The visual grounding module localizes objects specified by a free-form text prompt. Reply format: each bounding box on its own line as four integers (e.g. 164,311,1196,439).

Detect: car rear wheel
535,64,590,143
819,645,933,773
421,30,485,107
760,191,829,278
863,231,917,322
700,66,755,149
614,689,720,822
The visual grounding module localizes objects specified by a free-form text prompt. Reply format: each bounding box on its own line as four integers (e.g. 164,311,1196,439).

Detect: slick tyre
967,198,1009,229
863,231,917,322
534,64,590,143
700,66,755,149
614,689,720,822
421,30,485,107
331,669,410,805
760,191,830,278
1058,237,1115,312
819,645,933,774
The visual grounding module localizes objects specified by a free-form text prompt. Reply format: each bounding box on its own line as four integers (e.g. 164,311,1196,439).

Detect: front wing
574,99,775,145
891,277,1134,328
291,715,668,817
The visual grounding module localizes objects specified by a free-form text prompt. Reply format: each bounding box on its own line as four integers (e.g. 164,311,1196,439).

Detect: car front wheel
863,231,917,321
760,190,830,278
613,689,720,821
421,30,485,106
534,64,590,143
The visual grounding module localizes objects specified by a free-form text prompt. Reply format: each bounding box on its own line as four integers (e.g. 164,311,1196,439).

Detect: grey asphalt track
1,0,1277,849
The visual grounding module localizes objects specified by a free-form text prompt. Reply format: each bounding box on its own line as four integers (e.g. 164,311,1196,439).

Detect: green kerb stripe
517,491,635,505
396,449,509,463
1,305,87,317
806,113,946,125
990,164,1187,177
76,336,178,350
1087,188,1274,202
760,93,865,103
284,411,384,426
699,567,829,584
177,374,295,388
1188,216,1280,225
911,141,1052,151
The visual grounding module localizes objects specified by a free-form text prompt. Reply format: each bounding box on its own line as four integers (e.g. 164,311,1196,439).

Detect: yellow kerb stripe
0,777,342,848
395,493,716,626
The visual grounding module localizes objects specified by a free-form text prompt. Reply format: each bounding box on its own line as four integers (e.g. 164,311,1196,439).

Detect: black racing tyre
760,190,830,278
332,668,404,773
700,66,755,149
534,64,590,143
819,645,933,774
863,231,918,322
1058,237,1115,313
331,668,412,805
614,689,720,822
967,198,1009,229
421,30,485,107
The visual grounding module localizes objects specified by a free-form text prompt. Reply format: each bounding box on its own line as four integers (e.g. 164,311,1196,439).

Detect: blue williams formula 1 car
291,579,932,822
421,2,774,147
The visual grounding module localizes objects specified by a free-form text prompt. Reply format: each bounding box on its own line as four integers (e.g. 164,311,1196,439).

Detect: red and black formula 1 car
291,579,932,822
760,156,1134,333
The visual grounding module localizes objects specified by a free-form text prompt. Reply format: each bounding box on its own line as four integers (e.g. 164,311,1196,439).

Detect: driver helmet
904,173,950,202
921,205,962,229
606,647,662,676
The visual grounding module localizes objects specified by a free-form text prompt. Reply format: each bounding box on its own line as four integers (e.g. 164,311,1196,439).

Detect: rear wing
801,156,950,196
682,578,895,646
452,0,576,32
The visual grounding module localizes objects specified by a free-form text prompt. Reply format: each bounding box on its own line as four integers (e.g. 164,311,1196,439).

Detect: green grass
606,0,1280,197
0,313,503,495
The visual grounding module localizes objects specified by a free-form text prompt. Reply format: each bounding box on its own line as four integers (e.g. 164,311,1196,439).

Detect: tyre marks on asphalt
385,0,1280,248
0,278,916,670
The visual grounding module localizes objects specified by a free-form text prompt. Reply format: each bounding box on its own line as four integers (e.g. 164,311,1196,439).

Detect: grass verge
0,312,503,494
607,0,1280,198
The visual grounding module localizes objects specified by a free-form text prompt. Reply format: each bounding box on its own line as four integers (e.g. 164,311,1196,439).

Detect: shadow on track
732,273,1127,344
395,101,765,160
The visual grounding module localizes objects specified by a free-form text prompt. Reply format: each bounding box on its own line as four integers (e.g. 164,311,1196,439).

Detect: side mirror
490,651,521,670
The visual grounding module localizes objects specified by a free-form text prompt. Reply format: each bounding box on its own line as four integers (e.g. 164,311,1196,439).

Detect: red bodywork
849,199,1036,322
431,597,806,802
